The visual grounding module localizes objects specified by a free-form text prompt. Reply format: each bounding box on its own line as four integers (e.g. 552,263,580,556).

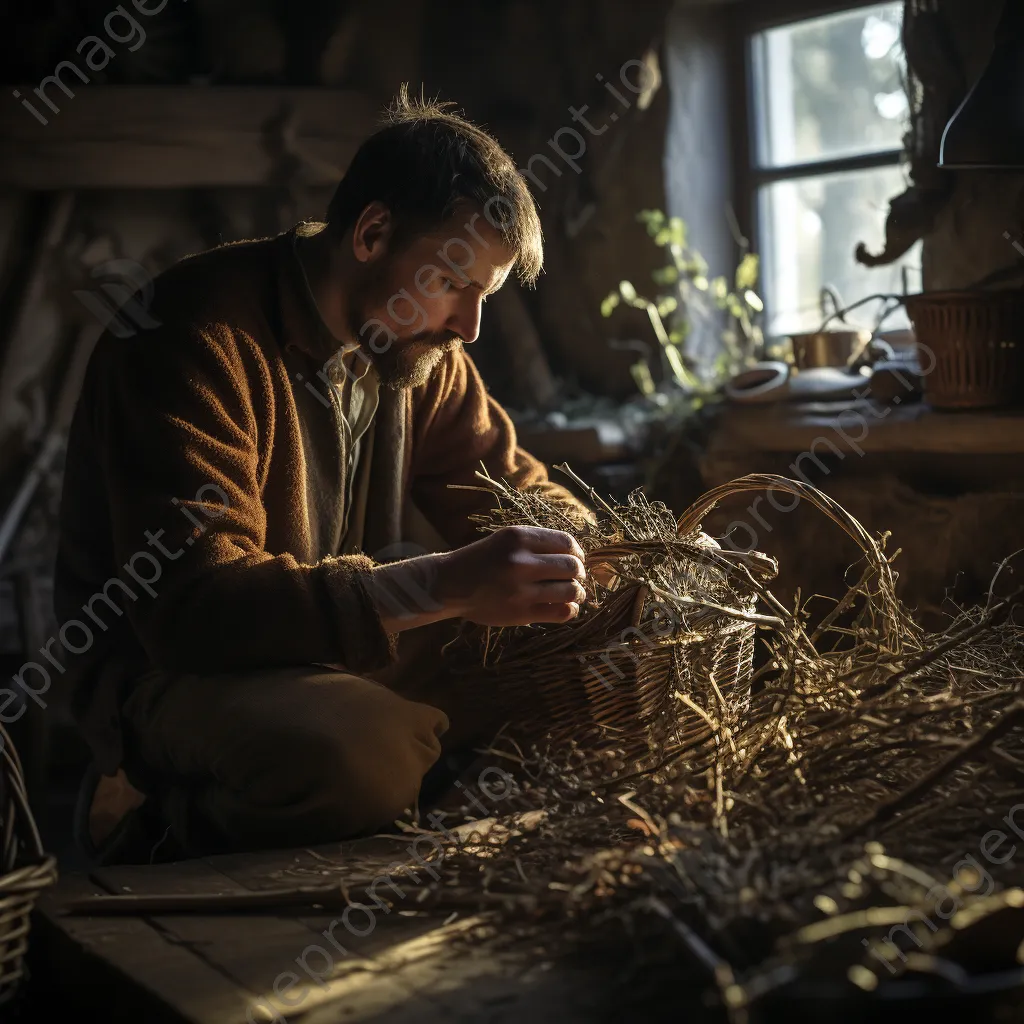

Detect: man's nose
449,298,482,345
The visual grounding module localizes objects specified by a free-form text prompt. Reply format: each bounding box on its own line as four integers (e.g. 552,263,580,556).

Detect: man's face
347,207,515,389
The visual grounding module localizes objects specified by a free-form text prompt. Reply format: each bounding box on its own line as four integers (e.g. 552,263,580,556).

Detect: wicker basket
0,722,58,1007
446,506,779,764
904,289,1024,409
446,473,901,766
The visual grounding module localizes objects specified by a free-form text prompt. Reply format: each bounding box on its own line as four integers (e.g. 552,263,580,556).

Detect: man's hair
326,85,544,285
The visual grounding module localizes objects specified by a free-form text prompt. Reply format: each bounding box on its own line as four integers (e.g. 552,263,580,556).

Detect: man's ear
352,202,394,264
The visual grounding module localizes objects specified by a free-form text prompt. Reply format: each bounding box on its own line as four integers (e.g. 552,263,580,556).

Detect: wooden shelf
0,86,379,189
709,399,1024,457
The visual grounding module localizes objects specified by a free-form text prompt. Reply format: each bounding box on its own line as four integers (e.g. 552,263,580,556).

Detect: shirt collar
278,221,352,367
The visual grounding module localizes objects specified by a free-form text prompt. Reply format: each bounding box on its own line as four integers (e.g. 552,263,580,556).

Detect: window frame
726,0,908,329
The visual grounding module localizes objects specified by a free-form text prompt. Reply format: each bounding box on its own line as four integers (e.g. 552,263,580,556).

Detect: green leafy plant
601,210,764,395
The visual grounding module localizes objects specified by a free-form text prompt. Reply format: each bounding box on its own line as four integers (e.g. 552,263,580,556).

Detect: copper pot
788,328,873,370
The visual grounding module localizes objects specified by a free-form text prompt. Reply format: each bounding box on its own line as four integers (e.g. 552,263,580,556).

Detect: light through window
750,3,922,338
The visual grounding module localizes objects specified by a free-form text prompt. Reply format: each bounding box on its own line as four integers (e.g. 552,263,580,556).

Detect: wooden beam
733,0,884,31
0,87,381,190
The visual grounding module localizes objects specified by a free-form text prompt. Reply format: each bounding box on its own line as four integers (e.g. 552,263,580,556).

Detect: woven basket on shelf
904,289,1024,409
445,474,900,766
0,722,58,1007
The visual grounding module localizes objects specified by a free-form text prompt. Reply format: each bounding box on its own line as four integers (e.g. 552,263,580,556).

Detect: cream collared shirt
292,228,381,552
324,342,380,550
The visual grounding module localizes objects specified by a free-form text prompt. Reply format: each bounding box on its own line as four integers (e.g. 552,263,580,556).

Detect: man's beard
371,332,463,389
349,264,463,388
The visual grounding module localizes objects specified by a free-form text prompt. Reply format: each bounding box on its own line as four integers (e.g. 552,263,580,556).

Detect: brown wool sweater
54,227,582,774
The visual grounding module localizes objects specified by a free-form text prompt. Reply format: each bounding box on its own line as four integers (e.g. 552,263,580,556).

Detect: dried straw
419,471,1024,1012
71,471,1024,1014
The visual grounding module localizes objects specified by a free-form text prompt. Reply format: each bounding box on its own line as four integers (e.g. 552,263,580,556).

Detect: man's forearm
365,552,464,634
365,525,589,633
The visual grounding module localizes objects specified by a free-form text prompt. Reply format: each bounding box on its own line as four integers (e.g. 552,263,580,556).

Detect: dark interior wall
416,0,674,401
918,0,1024,289
0,0,677,450
0,1,678,745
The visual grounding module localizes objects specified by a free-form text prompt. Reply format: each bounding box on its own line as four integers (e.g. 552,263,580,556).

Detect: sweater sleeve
410,348,592,548
91,324,395,674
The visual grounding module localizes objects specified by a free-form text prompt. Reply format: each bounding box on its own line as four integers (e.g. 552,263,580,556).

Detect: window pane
752,3,907,167
759,165,922,338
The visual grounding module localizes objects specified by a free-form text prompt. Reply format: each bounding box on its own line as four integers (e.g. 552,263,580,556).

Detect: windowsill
709,399,1024,456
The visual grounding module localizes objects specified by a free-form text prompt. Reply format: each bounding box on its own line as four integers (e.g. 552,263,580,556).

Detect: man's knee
135,667,449,844
275,687,447,835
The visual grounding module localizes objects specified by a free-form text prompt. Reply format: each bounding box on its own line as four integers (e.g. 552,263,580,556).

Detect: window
748,2,922,338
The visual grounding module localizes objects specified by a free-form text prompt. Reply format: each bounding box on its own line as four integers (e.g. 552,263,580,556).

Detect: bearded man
55,88,592,865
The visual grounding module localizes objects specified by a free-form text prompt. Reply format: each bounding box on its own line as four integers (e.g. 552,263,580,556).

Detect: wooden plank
36,872,253,1024
70,849,612,1024
207,846,606,1022
207,843,468,980
92,857,442,1023
203,845,538,1020
0,87,380,189
92,861,349,1021
294,915,608,1024
290,915,501,1024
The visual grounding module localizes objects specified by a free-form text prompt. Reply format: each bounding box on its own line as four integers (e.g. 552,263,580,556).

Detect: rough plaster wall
420,0,674,400
0,192,205,466
0,183,337,471
925,173,1024,290
0,194,64,456
0,193,22,267
922,0,1024,290
664,2,734,367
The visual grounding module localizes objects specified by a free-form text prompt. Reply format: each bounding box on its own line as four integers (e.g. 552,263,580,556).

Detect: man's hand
437,526,588,626
368,527,587,633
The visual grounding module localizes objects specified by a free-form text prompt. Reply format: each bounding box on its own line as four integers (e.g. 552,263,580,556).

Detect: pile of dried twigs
422,471,1024,1014
62,470,1024,1015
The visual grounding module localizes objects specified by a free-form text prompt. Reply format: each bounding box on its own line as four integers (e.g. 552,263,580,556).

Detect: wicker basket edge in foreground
0,722,58,1006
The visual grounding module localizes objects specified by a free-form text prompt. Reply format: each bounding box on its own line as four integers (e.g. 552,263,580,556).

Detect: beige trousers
93,622,497,855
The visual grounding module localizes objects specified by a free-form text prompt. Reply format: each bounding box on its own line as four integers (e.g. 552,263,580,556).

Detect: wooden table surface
34,836,609,1024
